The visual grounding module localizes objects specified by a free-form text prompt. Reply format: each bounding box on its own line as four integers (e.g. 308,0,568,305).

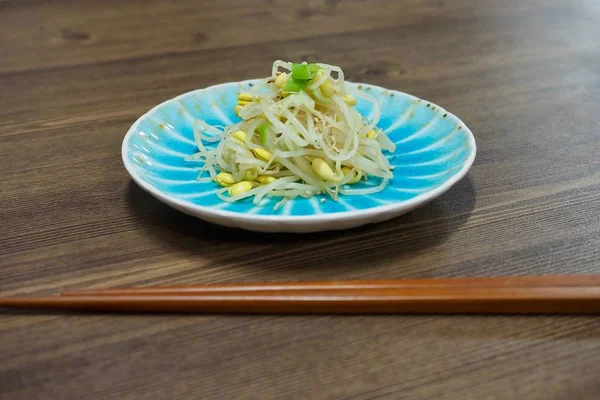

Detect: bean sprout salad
186,60,395,210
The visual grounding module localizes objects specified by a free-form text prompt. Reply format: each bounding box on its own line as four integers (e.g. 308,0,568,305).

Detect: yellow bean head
342,166,362,184
232,130,247,142
234,105,243,117
238,92,253,102
312,158,336,181
274,73,289,88
256,175,276,184
342,94,357,106
228,181,253,197
243,169,258,181
366,129,377,139
320,78,336,98
215,172,235,187
253,148,272,161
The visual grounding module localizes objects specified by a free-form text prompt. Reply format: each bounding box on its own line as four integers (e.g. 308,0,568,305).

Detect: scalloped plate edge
122,80,476,233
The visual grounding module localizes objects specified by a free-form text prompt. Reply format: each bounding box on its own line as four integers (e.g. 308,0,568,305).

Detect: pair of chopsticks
1,275,600,314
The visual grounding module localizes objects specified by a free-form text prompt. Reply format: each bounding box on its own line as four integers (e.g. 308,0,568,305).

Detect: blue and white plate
123,80,476,232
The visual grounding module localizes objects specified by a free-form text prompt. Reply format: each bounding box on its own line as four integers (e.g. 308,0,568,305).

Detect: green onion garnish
258,122,271,145
283,63,322,94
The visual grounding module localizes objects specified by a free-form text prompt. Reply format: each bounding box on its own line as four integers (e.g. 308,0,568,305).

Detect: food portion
186,60,395,209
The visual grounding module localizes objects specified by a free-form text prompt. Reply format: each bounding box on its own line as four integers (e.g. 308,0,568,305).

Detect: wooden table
1,0,599,398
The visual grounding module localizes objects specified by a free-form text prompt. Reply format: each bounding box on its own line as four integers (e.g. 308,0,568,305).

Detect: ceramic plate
123,79,476,232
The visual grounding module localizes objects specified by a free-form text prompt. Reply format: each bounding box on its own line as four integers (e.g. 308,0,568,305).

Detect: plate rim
122,79,476,223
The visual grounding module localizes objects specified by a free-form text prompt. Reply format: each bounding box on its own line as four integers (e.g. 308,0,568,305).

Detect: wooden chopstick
1,280,600,314
60,275,600,297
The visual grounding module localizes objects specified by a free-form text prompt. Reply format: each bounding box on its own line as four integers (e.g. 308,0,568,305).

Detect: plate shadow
125,175,477,276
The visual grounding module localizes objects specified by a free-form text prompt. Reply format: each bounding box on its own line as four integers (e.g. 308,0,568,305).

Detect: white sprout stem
185,60,391,208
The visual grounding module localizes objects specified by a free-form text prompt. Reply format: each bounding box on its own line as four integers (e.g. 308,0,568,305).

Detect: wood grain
1,0,600,398
58,275,600,297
